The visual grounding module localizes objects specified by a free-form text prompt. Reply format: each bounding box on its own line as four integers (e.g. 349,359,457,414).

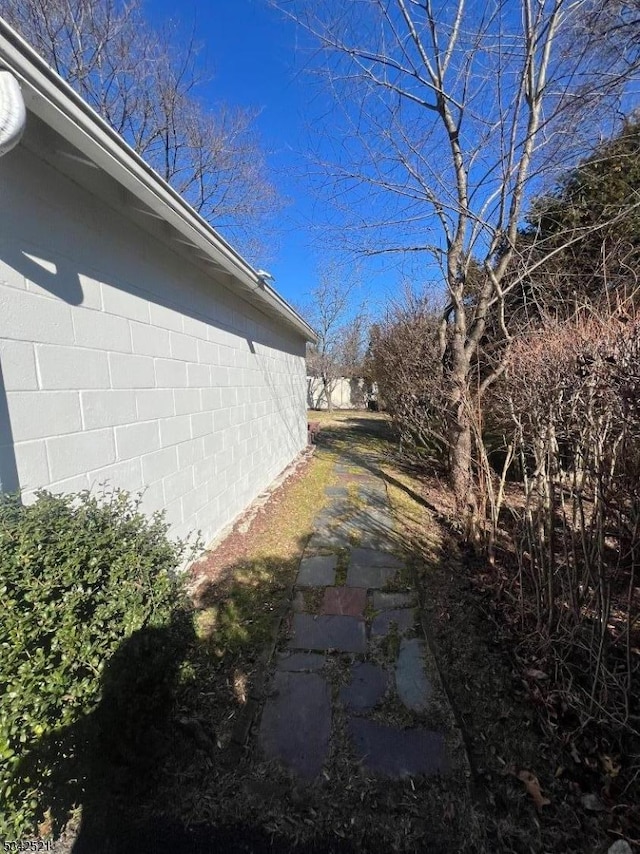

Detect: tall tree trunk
322,374,334,412
448,330,476,529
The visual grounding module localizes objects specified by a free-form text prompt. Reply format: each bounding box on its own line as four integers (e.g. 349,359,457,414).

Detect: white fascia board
0,18,318,344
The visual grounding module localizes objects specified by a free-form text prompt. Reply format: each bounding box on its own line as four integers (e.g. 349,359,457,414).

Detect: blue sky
145,0,405,315
142,1,632,320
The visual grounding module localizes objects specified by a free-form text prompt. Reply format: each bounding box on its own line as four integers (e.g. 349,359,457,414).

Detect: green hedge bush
0,488,188,837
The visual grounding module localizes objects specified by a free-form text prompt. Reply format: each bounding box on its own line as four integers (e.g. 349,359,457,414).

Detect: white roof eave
0,18,318,344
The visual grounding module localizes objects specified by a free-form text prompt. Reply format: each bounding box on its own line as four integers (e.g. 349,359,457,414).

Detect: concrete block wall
0,143,308,547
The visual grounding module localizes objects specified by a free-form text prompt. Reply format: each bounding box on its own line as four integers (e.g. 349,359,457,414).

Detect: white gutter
0,19,317,343
0,67,26,156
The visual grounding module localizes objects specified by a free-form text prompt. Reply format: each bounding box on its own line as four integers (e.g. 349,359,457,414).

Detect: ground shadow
316,416,448,520
0,360,19,492
11,541,367,853
13,610,195,850
10,415,578,853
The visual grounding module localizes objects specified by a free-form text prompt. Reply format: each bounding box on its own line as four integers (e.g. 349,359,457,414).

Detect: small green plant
0,488,188,837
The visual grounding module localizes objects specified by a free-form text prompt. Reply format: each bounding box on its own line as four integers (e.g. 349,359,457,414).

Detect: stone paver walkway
257,454,457,783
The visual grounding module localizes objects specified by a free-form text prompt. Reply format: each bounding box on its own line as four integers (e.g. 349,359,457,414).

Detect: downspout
0,67,26,157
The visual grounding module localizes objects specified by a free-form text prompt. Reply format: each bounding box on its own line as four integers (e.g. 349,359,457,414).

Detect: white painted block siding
0,144,308,546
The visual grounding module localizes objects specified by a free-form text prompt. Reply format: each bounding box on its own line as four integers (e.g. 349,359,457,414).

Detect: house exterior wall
0,144,308,546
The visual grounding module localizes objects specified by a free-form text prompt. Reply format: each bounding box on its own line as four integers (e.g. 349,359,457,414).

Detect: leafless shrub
490,310,640,732
369,293,447,465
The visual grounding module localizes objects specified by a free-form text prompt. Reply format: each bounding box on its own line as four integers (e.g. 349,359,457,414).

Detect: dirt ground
56,412,637,853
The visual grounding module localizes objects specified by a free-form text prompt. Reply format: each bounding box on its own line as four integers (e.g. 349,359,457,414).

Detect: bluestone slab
321,586,367,617
371,608,415,638
325,486,349,498
358,485,388,503
340,662,388,711
353,507,396,531
350,548,404,570
277,652,326,672
259,671,331,779
346,563,397,589
395,638,433,713
373,592,415,610
313,511,336,528
289,614,367,653
347,718,448,778
297,555,337,587
336,472,378,483
342,512,395,546
306,529,352,551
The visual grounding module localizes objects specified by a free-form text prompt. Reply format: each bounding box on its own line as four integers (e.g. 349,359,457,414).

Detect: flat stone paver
331,498,355,515
347,718,448,778
297,555,337,587
337,473,379,483
358,485,388,502
371,608,415,638
313,511,336,528
343,513,395,547
277,652,326,672
355,507,396,529
259,671,331,778
321,587,367,617
306,529,352,551
396,638,433,713
251,432,467,798
346,563,397,589
340,662,388,711
325,486,349,498
358,535,393,551
289,614,367,653
350,548,404,570
346,548,403,588
373,592,415,610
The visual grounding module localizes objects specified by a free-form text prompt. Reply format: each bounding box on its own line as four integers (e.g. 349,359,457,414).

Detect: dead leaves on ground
507,767,552,811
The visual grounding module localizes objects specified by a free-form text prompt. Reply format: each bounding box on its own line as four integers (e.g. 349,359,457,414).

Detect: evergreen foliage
0,488,188,836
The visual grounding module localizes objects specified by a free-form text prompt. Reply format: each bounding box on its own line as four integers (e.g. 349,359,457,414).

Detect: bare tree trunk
322,374,334,412
448,326,475,522
276,0,637,537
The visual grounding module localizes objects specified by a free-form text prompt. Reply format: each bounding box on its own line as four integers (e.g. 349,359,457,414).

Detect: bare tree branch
273,0,638,521
1,0,281,258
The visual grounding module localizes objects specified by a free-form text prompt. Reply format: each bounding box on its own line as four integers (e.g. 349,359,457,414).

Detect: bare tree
274,0,639,526
0,0,280,257
579,0,640,82
338,312,367,379
303,275,365,411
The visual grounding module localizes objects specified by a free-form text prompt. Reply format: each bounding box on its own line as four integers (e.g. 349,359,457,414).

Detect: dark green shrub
0,488,188,836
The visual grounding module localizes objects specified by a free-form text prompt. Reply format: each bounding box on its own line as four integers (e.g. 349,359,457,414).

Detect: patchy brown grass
179,446,336,747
